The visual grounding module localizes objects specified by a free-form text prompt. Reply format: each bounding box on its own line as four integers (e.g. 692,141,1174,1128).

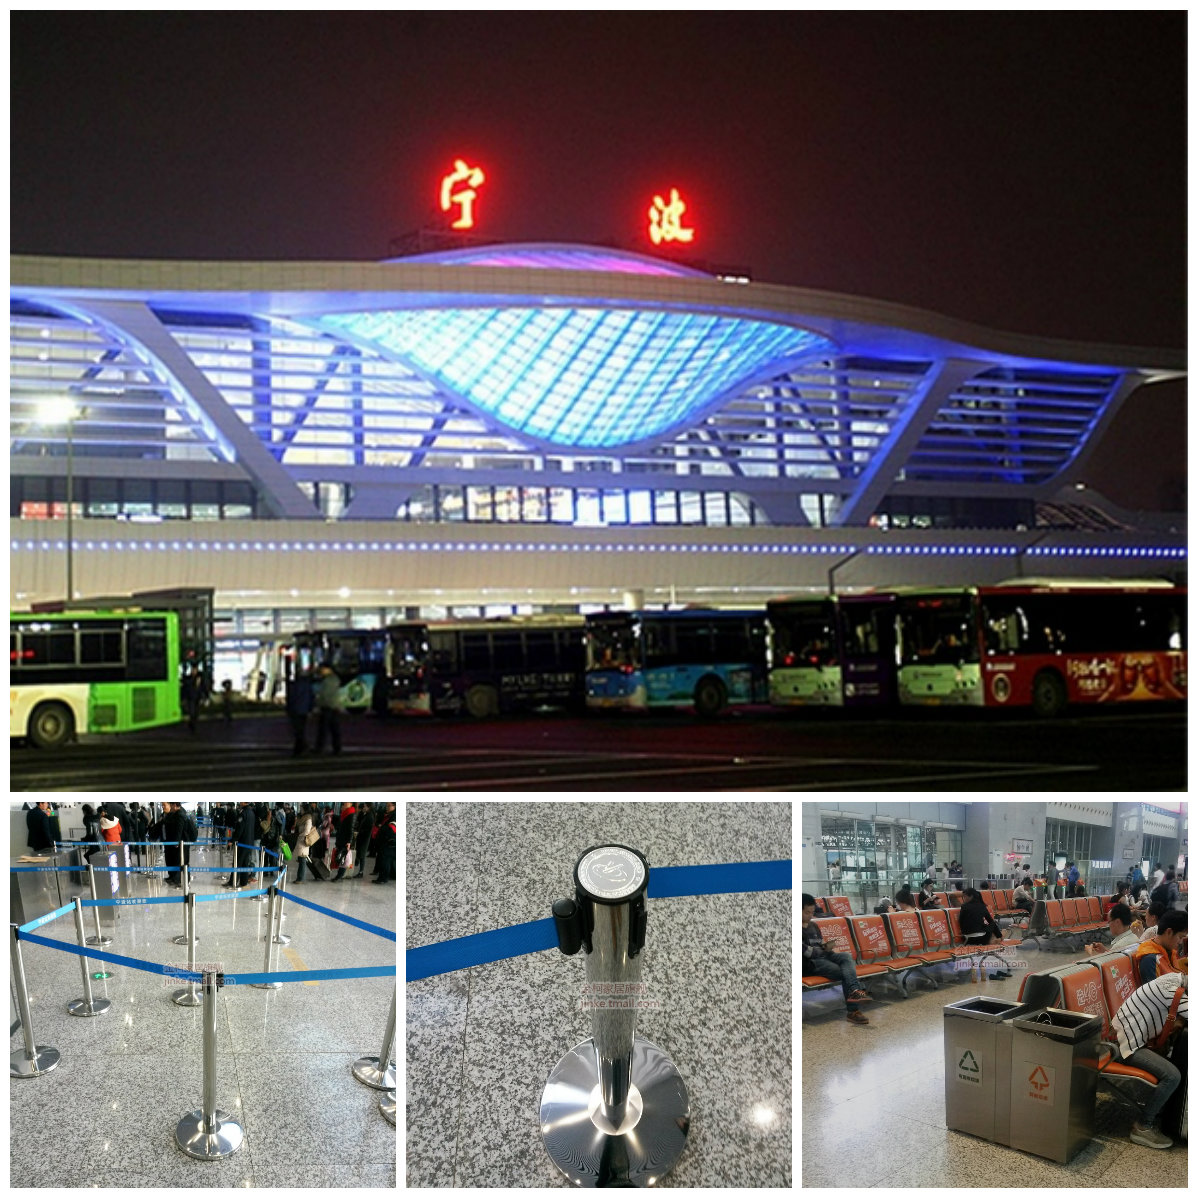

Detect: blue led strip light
407,858,792,981
321,308,837,449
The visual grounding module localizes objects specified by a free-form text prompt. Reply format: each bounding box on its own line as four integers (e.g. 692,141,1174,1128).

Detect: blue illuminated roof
320,306,837,449
383,242,707,278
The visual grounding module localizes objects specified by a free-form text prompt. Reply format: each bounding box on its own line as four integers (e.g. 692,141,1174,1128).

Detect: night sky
11,11,1186,509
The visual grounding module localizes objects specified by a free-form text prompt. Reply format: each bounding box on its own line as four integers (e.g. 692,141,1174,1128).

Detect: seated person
959,887,1010,979
802,894,871,1025
894,885,918,912
1087,903,1138,956
918,886,942,911
873,895,897,915
1012,880,1035,913
1110,971,1187,1150
1138,901,1167,942
1132,909,1187,982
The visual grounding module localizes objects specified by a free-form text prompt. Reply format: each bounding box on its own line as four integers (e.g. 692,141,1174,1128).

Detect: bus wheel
465,684,499,719
694,676,727,718
29,702,74,749
1031,670,1068,719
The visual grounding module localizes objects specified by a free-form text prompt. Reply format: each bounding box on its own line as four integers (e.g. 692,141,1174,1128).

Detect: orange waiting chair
847,914,933,997
803,916,888,998
819,895,853,918
882,910,954,991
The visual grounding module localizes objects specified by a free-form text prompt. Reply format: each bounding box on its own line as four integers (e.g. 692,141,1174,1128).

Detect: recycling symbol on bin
1028,1065,1050,1092
958,1050,979,1073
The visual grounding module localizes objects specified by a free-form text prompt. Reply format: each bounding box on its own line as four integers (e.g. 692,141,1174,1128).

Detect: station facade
11,245,1186,641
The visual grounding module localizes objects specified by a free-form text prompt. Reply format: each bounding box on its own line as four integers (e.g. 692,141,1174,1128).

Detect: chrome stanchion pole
269,867,291,946
352,985,396,1089
85,864,112,946
175,971,244,1159
255,847,269,902
251,887,283,990
10,926,60,1077
173,894,202,1007
67,898,111,1017
540,844,690,1186
173,863,196,945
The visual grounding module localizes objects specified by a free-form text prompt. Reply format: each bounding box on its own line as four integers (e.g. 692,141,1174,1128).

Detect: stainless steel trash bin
944,995,1033,1145
1008,1007,1101,1163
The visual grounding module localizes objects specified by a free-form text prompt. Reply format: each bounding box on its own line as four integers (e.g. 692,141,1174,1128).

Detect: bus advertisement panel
895,584,1186,716
291,629,388,713
766,594,897,708
585,610,768,717
11,610,183,748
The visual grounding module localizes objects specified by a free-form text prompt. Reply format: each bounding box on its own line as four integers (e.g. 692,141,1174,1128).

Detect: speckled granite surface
405,800,792,1186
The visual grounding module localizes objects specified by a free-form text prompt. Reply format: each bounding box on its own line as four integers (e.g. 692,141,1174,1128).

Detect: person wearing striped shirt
1110,972,1187,1150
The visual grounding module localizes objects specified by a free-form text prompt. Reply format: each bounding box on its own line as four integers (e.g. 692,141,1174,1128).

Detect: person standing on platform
352,805,374,879
373,802,396,884
314,663,344,755
285,668,314,757
828,860,841,894
160,802,184,887
224,801,258,889
293,804,321,883
25,802,55,853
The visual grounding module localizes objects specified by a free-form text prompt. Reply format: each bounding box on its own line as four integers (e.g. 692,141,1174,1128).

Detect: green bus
10,610,183,748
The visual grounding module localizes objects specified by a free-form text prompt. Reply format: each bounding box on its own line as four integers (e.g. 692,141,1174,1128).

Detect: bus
894,582,1187,716
767,593,898,708
384,617,585,717
11,609,183,748
289,628,388,713
585,609,768,716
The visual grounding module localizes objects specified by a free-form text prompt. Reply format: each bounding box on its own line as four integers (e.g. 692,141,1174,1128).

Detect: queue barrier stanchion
256,848,269,903
252,888,283,990
175,971,244,1160
9,925,60,1077
352,983,396,1090
67,898,112,1017
268,869,291,946
173,863,193,945
380,1089,396,1126
173,894,202,1008
85,865,113,947
540,844,690,1187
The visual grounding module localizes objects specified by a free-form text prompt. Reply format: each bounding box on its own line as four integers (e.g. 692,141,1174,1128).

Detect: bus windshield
767,600,838,668
586,616,640,671
897,595,980,665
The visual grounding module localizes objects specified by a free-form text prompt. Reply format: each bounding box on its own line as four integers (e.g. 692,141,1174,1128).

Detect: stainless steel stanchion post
267,868,291,946
379,1090,397,1125
173,863,194,945
352,985,396,1089
67,898,111,1017
251,888,283,990
175,971,244,1159
255,848,269,902
540,844,690,1187
10,926,61,1076
173,894,202,1007
85,865,113,946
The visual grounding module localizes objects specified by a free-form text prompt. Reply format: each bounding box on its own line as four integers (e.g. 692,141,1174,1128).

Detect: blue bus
584,609,768,717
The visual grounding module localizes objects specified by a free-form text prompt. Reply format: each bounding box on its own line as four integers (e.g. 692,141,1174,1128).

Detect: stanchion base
68,997,112,1017
267,934,292,945
379,1090,397,1125
172,988,203,1007
85,935,113,946
540,1037,690,1187
11,1045,61,1077
352,1054,397,1090
171,934,198,945
251,981,283,990
175,1109,244,1160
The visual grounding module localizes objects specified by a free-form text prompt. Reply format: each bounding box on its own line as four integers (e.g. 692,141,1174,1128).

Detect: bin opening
955,998,1021,1016
1024,1008,1093,1029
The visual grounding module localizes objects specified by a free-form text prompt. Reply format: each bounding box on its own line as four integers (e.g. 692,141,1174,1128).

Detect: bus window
461,633,491,673
80,627,124,666
587,619,639,670
127,620,168,681
491,632,524,672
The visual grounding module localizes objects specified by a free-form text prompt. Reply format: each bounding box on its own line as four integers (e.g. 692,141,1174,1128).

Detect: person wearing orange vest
1131,909,1187,984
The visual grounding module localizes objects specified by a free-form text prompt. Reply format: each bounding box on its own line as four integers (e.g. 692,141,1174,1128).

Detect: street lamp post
37,396,78,604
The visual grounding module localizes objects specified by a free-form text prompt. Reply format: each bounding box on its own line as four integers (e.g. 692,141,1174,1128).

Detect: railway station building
10,245,1186,678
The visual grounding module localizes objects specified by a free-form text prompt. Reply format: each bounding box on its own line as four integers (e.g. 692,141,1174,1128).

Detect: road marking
748,763,1099,790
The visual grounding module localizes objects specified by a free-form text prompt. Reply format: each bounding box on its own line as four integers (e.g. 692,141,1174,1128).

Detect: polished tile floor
802,941,1187,1187
405,800,793,1187
10,837,396,1189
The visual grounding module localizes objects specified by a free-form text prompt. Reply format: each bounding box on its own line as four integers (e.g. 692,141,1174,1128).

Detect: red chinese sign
648,187,695,245
440,158,486,230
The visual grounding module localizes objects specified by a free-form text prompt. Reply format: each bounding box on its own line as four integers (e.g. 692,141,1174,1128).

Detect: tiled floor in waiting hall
406,800,792,1187
802,942,1187,1187
10,836,396,1189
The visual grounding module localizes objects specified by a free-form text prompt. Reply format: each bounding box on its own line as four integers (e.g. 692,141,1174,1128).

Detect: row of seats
1017,945,1159,1104
804,908,1024,1000
1029,897,1109,946
819,888,1037,922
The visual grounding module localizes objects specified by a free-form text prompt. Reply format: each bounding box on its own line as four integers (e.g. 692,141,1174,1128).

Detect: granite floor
405,800,793,1187
10,834,397,1188
802,940,1187,1187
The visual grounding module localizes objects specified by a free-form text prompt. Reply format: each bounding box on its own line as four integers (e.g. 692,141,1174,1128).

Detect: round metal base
352,1055,397,1090
175,1109,244,1160
267,933,292,945
68,996,112,1017
85,935,113,946
171,934,197,945
380,1089,397,1125
251,980,282,990
540,1037,689,1187
11,1045,61,1077
172,987,202,1007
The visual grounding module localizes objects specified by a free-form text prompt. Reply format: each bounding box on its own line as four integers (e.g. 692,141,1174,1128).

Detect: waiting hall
802,801,1187,1187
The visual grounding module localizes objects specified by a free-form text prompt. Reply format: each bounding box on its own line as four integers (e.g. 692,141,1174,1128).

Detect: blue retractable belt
406,858,791,982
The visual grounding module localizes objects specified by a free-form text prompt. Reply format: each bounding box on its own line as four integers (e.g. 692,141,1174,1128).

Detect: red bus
894,581,1186,716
